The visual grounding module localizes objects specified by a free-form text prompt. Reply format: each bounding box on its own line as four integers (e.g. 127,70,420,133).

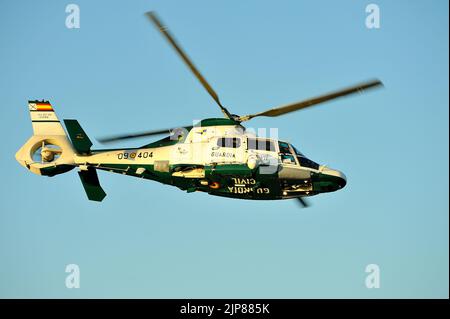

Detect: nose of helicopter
314,166,347,192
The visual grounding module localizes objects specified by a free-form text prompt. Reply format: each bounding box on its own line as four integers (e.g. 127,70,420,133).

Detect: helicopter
15,12,383,207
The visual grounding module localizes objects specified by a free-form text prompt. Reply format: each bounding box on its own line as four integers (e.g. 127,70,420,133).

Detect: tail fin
15,100,75,176
28,100,67,136
63,119,93,154
16,100,107,201
78,167,107,202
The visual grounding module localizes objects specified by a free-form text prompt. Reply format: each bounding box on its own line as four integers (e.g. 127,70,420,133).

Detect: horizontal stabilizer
78,168,106,202
64,119,93,154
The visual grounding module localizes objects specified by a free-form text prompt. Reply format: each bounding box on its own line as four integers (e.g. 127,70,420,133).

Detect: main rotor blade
145,11,233,119
97,127,182,144
238,79,383,122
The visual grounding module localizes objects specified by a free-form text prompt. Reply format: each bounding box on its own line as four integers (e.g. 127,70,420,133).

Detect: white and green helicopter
15,12,383,207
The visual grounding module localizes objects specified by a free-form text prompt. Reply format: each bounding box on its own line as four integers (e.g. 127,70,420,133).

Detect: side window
278,142,296,165
217,137,241,148
278,142,291,154
248,138,275,151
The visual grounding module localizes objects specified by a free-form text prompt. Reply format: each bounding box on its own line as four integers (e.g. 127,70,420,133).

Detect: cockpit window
278,142,291,154
292,146,305,157
292,145,320,170
298,157,320,170
278,142,296,165
217,137,241,148
247,138,275,152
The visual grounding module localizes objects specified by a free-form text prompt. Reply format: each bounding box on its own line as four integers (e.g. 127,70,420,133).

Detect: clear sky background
0,0,448,298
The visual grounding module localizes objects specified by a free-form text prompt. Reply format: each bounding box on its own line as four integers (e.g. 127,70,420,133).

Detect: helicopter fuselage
74,118,346,200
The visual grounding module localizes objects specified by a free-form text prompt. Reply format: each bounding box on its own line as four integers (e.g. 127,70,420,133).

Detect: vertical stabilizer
28,100,66,136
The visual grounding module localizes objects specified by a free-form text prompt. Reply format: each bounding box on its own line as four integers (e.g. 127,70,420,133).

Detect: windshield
292,145,320,170
292,146,305,157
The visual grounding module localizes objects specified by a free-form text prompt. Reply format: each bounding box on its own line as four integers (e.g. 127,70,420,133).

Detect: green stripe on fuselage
92,162,283,199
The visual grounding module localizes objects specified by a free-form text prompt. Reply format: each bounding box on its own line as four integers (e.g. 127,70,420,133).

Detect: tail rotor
32,140,63,164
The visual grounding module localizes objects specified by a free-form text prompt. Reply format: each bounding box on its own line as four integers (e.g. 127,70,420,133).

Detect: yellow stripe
36,105,53,111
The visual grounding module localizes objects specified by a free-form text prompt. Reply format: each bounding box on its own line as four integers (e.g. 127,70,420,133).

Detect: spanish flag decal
28,101,54,111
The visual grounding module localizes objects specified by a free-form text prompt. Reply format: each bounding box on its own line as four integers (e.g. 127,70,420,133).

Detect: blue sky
0,0,448,298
